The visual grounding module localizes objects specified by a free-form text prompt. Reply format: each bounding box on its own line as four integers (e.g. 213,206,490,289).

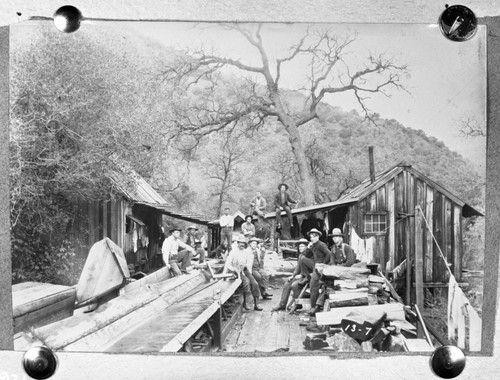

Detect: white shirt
161,235,191,264
224,247,253,273
219,214,234,228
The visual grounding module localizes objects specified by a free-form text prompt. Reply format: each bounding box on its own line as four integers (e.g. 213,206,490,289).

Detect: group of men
218,183,299,252
272,227,355,316
222,235,273,311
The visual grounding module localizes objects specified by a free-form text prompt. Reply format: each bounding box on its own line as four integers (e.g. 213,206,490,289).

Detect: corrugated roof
109,160,213,225
265,162,483,218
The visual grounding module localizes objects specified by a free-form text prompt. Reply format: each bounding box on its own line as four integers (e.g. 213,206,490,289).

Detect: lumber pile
301,263,423,352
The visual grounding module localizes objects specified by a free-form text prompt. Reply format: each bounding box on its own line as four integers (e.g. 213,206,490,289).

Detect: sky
12,21,487,173
121,22,486,173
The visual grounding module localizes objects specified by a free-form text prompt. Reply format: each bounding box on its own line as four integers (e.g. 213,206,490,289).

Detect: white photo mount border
0,2,498,365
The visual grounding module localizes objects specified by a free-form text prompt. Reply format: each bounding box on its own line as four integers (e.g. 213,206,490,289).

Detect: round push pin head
430,345,466,379
23,346,58,379
439,5,477,42
53,5,82,33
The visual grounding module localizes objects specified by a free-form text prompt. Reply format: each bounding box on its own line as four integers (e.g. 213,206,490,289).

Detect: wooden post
210,308,223,349
368,146,376,183
415,207,425,338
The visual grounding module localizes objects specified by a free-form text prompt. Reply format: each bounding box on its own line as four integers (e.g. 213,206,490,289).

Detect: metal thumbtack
439,5,477,41
22,346,58,379
53,5,83,33
430,345,466,379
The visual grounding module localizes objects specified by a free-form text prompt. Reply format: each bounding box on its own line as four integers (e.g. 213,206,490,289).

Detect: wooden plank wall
348,169,464,283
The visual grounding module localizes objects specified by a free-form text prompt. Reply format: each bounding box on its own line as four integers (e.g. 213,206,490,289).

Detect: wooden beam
316,303,405,326
415,207,425,319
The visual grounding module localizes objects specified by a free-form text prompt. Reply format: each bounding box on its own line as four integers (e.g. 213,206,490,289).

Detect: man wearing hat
297,228,331,275
273,183,298,228
241,215,256,238
193,239,206,264
184,225,198,248
248,237,272,300
305,228,333,315
272,238,311,312
223,235,263,311
162,227,196,276
330,228,356,267
249,191,267,218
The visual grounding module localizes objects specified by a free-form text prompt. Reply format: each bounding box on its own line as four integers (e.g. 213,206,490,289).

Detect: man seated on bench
162,227,196,276
223,235,263,311
272,238,312,312
309,228,356,315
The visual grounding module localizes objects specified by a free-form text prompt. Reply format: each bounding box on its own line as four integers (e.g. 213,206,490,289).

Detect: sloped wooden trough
14,238,241,353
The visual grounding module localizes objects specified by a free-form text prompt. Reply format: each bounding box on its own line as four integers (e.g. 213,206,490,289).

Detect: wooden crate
12,282,76,333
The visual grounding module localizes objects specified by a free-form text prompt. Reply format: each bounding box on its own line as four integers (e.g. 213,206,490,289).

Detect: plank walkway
223,277,308,353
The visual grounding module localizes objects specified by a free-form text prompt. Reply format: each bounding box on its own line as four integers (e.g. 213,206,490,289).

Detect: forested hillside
9,23,485,284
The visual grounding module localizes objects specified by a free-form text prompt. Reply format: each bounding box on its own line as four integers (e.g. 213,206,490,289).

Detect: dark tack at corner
439,5,477,41
53,5,82,33
430,345,466,379
23,346,58,379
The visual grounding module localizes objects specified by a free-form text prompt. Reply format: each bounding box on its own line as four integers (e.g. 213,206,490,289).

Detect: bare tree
163,24,408,205
459,116,486,138
202,132,244,215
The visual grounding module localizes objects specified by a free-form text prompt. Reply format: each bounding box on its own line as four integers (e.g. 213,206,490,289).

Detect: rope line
415,205,453,276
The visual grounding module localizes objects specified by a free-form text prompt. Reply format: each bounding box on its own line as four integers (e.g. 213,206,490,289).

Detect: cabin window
363,213,387,234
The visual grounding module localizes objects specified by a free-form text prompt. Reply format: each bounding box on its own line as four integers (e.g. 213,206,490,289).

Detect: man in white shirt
219,207,234,247
224,235,262,311
162,227,195,276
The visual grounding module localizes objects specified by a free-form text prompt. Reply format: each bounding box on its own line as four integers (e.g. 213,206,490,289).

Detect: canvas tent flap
76,238,130,304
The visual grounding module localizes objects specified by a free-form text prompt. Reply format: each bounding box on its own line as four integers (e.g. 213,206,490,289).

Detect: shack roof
110,162,212,225
265,163,483,219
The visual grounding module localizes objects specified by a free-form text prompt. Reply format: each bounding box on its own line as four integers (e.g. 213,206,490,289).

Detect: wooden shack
266,163,483,285
69,168,213,270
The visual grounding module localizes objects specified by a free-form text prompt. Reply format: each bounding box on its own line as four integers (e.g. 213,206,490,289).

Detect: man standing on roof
250,191,267,218
330,228,356,267
248,237,272,300
241,215,256,239
219,207,234,248
223,236,263,311
162,227,196,276
274,183,298,228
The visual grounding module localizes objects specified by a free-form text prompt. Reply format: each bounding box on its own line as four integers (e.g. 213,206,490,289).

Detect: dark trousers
275,205,293,226
169,249,192,276
309,270,323,308
221,227,233,246
277,278,303,309
298,256,314,278
240,268,260,298
252,268,270,295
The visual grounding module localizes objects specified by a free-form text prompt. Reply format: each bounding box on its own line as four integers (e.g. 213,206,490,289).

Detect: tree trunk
270,96,316,205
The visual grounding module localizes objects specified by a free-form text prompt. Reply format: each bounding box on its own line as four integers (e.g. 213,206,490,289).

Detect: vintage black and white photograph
9,21,486,354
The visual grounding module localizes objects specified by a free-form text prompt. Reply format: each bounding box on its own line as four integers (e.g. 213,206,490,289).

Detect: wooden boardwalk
223,277,308,353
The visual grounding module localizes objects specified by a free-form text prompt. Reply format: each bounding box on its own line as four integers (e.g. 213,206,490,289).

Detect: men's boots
253,295,263,311
242,293,252,311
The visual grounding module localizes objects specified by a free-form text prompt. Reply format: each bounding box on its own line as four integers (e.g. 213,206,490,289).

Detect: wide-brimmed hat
308,228,322,237
277,183,289,190
248,237,261,244
169,226,182,233
236,235,248,244
187,225,198,230
245,215,253,221
330,228,344,237
295,238,309,246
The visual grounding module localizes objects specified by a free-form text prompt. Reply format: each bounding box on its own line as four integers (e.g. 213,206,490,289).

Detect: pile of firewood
303,264,418,352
